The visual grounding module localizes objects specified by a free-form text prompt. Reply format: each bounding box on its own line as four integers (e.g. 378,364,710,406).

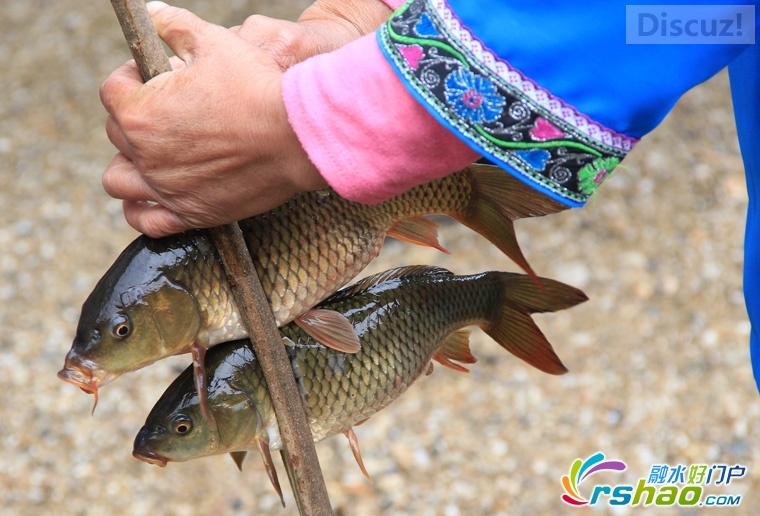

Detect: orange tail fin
456,164,568,285
482,273,588,375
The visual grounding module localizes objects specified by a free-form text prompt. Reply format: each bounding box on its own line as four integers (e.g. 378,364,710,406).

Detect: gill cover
134,340,263,464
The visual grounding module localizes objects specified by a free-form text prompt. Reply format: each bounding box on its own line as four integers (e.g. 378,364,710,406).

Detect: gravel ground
2,1,758,515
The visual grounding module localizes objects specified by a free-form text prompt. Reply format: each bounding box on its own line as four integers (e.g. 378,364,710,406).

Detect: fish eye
110,315,132,339
171,415,193,435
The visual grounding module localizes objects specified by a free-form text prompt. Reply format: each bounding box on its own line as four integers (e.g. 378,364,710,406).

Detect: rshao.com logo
561,452,746,508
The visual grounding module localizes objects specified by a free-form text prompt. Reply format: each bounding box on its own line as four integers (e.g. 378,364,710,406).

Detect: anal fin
432,330,476,373
295,309,360,353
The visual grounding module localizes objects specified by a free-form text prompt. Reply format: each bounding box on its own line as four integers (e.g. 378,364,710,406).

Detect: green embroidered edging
474,125,603,156
386,26,468,65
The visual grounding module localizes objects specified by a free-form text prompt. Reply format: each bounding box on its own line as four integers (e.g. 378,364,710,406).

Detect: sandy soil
1,1,758,514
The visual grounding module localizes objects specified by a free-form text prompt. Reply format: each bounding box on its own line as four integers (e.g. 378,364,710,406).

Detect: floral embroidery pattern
398,44,424,69
577,157,620,195
514,149,551,171
413,13,440,37
378,0,636,205
529,118,565,141
444,69,505,123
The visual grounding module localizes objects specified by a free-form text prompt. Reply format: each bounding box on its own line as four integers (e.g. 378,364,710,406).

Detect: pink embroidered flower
397,44,424,69
529,118,565,141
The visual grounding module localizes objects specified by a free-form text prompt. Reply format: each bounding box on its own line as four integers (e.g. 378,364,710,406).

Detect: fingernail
146,1,170,14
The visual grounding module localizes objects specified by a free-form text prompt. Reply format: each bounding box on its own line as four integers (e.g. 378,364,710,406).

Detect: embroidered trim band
379,0,638,205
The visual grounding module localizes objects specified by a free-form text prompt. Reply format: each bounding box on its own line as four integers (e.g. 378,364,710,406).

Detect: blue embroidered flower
413,13,440,38
515,149,551,171
444,69,505,123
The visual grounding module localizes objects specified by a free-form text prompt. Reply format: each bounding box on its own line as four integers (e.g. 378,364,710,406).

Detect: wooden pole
108,1,333,513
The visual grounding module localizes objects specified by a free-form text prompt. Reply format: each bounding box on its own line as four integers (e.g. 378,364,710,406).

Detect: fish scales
239,170,473,325
166,234,241,341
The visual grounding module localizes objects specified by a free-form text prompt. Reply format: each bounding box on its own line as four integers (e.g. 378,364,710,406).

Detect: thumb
146,1,218,63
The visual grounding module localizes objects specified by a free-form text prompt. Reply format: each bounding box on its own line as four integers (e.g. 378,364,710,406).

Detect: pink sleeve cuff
282,32,479,204
380,0,407,8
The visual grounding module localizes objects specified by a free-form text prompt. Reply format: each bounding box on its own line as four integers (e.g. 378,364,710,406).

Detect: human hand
101,2,329,238
232,0,392,70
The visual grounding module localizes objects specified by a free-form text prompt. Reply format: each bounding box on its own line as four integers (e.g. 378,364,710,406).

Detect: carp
133,265,586,502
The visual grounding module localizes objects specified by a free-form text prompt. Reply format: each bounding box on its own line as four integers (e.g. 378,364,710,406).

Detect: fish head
132,370,211,467
58,236,203,400
133,340,263,465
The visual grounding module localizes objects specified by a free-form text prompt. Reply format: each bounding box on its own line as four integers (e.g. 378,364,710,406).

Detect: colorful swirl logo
561,452,627,506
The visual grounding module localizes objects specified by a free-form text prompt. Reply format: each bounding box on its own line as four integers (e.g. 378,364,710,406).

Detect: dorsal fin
323,265,453,304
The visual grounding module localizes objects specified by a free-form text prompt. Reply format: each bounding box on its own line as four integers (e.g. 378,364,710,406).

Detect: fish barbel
132,265,587,501
58,164,566,407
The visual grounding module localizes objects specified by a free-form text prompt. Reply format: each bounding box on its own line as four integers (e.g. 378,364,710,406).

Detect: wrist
266,75,328,193
300,0,392,37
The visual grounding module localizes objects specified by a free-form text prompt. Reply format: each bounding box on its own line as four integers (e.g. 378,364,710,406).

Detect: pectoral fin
191,341,219,440
344,428,371,480
387,216,450,254
257,438,284,507
295,309,360,353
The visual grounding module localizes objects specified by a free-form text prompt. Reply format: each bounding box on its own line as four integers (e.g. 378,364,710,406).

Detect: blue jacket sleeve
378,0,751,206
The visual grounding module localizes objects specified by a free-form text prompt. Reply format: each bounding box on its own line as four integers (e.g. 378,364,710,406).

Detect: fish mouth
57,365,98,393
132,448,169,467
57,354,113,413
